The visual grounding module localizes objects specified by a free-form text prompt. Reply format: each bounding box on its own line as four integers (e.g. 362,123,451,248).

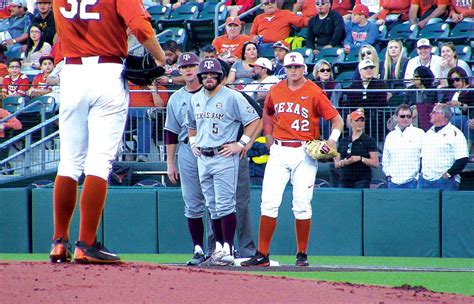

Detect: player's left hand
325,139,337,151
239,141,253,159
219,142,243,157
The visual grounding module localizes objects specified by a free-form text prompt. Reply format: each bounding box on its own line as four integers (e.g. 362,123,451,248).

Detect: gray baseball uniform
186,86,259,219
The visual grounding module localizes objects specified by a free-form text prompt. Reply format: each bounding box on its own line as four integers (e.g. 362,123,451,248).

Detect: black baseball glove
122,52,165,86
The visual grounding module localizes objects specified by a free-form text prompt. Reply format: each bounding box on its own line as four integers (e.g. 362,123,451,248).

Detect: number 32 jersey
53,0,154,58
264,79,339,141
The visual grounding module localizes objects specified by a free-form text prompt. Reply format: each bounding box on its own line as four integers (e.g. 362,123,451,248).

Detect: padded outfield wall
0,187,473,258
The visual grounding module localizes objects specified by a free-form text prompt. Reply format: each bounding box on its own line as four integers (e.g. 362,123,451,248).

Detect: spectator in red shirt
1,58,29,98
293,0,318,18
250,0,308,43
371,0,411,25
409,0,449,28
26,55,54,98
449,0,474,22
212,17,255,65
0,106,22,166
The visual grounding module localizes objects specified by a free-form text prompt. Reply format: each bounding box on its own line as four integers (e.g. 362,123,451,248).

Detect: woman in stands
404,66,439,131
21,25,52,73
353,44,382,81
438,43,472,88
225,41,259,88
443,66,474,147
334,108,379,188
312,59,342,106
382,40,409,91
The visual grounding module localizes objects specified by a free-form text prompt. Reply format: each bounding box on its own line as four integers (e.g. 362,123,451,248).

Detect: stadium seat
258,43,275,59
454,45,472,62
314,47,345,65
378,23,418,43
157,27,187,49
314,178,331,188
185,3,228,49
22,96,56,115
439,22,474,45
334,47,360,72
388,94,405,107
293,47,315,64
134,179,164,187
147,5,171,29
334,71,354,89
156,3,200,32
2,96,25,114
411,23,450,43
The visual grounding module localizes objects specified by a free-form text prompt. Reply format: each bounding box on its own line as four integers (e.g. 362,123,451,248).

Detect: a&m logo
183,54,191,61
204,60,215,70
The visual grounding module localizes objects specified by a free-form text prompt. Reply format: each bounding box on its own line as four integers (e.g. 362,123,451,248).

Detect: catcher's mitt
306,139,339,160
122,52,165,86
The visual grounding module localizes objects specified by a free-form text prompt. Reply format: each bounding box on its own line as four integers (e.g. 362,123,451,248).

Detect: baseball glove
305,139,339,160
122,52,165,86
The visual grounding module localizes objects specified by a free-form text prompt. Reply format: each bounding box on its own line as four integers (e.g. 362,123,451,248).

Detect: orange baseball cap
225,17,241,26
350,109,365,120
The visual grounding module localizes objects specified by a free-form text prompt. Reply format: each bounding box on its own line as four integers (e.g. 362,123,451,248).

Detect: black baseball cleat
241,251,270,267
295,252,309,266
49,238,72,263
74,241,121,264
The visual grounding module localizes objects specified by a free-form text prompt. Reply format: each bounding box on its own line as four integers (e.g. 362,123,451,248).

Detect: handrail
218,2,262,33
0,114,58,150
0,99,46,124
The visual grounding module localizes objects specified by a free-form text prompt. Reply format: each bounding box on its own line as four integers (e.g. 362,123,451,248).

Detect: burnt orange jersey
53,0,155,58
263,79,338,141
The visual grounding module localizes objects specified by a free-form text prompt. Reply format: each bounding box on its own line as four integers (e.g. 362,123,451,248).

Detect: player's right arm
263,93,275,149
165,140,179,184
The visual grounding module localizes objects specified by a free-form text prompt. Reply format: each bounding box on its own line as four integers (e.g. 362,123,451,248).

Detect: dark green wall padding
364,190,441,257
441,192,474,258
1,187,473,257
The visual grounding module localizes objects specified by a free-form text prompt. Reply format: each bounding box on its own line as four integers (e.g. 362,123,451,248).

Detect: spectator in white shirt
242,57,280,104
404,38,443,86
419,103,469,190
382,104,425,188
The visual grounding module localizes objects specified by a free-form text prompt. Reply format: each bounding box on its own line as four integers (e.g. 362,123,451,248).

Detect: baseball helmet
177,52,200,68
197,58,224,83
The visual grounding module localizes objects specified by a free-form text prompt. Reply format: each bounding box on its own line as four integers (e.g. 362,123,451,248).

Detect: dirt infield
1,261,473,303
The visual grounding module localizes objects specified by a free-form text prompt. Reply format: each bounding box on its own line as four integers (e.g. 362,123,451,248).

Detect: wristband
329,129,341,141
239,134,251,145
189,136,196,148
237,141,245,148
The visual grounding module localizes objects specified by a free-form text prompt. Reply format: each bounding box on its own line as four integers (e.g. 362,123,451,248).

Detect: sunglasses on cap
319,68,331,73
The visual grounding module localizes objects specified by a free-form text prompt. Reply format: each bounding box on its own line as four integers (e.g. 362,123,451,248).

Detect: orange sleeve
0,109,22,131
212,37,222,54
32,74,41,89
436,0,449,5
285,10,308,28
411,0,420,5
17,77,30,96
118,0,155,44
263,92,274,136
249,16,260,36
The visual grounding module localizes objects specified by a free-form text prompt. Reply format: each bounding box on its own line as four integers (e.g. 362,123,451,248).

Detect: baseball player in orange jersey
49,0,165,264
242,52,344,267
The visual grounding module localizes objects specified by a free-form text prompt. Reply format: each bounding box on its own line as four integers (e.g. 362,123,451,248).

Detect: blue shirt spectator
343,4,378,52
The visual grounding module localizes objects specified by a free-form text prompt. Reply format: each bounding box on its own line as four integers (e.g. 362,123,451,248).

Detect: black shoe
295,252,309,266
241,251,270,267
186,252,206,266
74,241,121,264
49,238,72,263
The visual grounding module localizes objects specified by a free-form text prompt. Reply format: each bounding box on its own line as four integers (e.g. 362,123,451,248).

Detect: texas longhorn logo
204,60,215,70
290,55,297,62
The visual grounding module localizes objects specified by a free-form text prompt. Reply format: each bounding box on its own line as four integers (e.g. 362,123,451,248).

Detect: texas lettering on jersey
273,102,309,119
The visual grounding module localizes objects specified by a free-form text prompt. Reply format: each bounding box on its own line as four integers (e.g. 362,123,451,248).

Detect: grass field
1,254,473,296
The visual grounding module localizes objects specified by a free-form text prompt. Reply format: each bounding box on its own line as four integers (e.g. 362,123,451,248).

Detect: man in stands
212,17,255,65
34,0,55,45
1,0,32,59
343,4,379,53
250,0,308,43
306,0,345,54
242,57,280,103
270,40,290,80
404,38,443,84
409,0,449,29
419,103,468,190
448,0,474,22
156,40,184,86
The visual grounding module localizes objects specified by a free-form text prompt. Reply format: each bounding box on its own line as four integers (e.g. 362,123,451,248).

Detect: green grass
2,254,473,296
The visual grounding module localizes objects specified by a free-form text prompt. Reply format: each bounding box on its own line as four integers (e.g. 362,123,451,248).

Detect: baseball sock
221,213,237,251
53,175,78,241
295,218,311,253
78,175,108,246
258,215,277,256
211,218,224,245
187,217,204,250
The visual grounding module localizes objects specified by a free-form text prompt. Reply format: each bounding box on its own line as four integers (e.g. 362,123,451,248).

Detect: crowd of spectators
1,0,473,189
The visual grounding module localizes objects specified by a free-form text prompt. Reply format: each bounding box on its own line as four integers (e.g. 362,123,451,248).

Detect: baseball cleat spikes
49,238,72,263
74,241,121,264
295,252,309,266
240,251,270,267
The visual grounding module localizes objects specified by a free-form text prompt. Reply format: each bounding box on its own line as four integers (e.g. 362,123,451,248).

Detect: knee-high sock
258,215,277,256
211,218,224,245
78,175,108,246
187,217,204,250
295,219,311,253
221,213,237,250
53,175,78,241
